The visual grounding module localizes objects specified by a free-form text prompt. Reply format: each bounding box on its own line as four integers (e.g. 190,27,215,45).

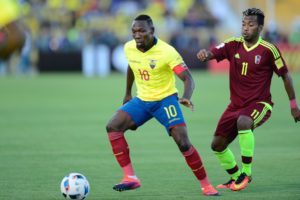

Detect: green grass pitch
0,72,299,200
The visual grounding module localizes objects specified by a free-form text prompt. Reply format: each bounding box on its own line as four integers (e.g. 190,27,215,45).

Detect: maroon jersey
211,37,288,108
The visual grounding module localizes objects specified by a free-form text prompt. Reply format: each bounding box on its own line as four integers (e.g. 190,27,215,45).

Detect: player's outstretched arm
196,49,215,62
123,66,134,104
281,72,300,122
176,70,194,111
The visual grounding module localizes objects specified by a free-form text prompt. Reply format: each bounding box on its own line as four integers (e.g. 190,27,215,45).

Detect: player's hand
179,98,194,111
123,95,132,105
197,49,209,62
291,107,300,122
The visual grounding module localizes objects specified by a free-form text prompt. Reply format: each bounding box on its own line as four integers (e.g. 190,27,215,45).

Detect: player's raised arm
196,49,215,62
123,66,135,104
174,67,195,111
281,72,300,122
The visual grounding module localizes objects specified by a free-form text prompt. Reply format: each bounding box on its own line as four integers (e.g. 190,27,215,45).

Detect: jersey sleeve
268,44,288,76
210,38,236,62
167,47,185,70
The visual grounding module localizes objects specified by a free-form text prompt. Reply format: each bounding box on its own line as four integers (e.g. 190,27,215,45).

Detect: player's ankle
199,176,211,188
126,175,138,180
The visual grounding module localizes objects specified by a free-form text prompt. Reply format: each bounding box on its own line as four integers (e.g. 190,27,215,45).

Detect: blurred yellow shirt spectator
0,0,21,28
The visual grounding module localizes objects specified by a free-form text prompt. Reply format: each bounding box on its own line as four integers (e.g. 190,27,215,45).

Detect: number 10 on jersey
164,105,177,119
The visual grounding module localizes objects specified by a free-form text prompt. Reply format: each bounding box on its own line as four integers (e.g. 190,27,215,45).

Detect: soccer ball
60,172,90,200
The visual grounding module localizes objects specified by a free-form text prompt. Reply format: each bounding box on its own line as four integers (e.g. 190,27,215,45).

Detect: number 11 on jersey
241,62,248,76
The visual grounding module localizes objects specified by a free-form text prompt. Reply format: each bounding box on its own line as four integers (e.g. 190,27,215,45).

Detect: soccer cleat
216,179,235,189
201,185,220,196
230,172,252,191
113,176,141,192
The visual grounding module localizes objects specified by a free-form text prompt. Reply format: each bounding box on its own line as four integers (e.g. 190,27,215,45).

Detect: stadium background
0,0,300,200
1,0,300,75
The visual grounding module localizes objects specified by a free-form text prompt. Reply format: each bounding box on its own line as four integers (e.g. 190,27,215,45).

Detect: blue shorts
119,94,186,133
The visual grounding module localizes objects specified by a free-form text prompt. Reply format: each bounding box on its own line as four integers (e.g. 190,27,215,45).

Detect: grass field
0,72,299,200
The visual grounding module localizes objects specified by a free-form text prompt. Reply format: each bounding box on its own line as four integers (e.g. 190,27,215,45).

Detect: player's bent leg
238,129,254,176
106,111,141,191
214,149,240,190
212,136,241,189
234,115,254,191
171,126,220,196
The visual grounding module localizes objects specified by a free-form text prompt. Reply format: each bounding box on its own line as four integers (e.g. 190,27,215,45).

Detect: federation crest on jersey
255,55,261,64
149,59,157,69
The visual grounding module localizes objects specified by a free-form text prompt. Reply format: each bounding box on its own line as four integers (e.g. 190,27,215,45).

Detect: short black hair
243,8,265,26
134,14,153,27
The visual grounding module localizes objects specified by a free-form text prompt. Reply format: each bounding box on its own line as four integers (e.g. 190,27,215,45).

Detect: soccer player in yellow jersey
0,0,25,59
106,15,219,196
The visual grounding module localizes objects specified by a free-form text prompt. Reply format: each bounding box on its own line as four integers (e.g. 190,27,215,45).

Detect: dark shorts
215,101,272,139
119,94,186,133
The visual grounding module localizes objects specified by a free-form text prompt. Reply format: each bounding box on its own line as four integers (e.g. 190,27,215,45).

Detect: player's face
242,15,262,42
131,20,154,50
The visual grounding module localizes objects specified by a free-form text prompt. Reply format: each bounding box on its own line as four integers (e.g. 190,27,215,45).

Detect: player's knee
211,140,226,152
106,116,133,132
178,141,191,152
237,115,253,130
174,135,191,152
170,126,191,152
106,122,114,132
106,120,120,132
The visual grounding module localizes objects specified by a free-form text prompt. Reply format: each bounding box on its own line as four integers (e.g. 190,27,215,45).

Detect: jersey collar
243,36,262,52
153,37,158,45
138,37,158,53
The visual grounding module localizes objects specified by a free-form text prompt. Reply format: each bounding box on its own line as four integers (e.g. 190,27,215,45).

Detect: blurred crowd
1,0,218,74
21,0,218,53
2,0,300,75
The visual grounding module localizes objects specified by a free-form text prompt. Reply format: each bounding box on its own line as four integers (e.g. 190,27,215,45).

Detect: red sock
108,131,135,176
182,146,210,187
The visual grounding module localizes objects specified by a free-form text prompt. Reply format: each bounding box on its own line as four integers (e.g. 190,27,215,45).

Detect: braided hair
243,8,265,26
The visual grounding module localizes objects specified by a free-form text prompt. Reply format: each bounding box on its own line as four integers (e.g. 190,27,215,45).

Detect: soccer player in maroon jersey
196,8,300,191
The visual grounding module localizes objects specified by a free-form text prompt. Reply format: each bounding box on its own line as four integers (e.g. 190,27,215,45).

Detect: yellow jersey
0,0,20,28
124,38,184,101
